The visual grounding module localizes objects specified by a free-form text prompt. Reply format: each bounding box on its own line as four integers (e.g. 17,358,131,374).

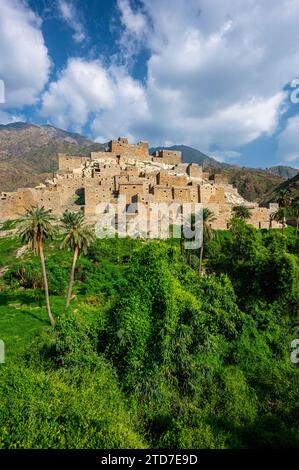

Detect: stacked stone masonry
0,137,280,230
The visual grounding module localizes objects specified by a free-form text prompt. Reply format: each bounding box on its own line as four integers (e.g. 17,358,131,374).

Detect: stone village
0,137,280,233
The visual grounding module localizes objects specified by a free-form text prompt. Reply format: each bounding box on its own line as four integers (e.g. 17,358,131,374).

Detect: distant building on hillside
0,136,280,231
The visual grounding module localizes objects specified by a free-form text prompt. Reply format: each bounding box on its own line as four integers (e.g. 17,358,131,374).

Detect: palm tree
198,208,216,276
61,210,96,310
273,189,292,233
16,206,55,326
269,211,276,230
273,207,288,234
291,200,299,235
276,189,292,209
232,205,251,221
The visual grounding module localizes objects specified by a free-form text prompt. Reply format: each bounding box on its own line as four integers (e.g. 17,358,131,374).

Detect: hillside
0,226,298,448
0,124,286,200
265,165,298,179
152,145,285,201
214,167,284,202
0,122,105,191
261,172,299,204
150,144,226,168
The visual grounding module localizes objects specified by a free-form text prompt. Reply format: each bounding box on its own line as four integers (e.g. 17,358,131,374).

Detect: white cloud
41,0,299,154
0,0,50,109
57,0,86,43
114,0,298,148
210,150,241,163
40,59,148,137
277,115,299,167
117,0,148,38
115,0,150,63
0,110,25,125
40,58,115,130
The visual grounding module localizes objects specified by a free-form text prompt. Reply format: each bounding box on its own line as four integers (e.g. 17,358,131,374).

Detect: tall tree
198,208,216,276
269,211,276,230
274,190,292,233
273,208,288,234
232,205,251,221
276,189,292,209
291,200,299,235
16,206,55,326
61,210,96,310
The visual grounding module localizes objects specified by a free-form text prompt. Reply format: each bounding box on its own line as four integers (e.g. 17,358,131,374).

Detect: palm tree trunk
38,239,55,326
198,244,203,276
65,245,79,310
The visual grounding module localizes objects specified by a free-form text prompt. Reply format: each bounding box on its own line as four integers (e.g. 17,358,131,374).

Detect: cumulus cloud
40,58,115,130
277,115,299,167
210,150,242,163
0,0,50,108
40,58,148,137
41,0,299,156
57,0,86,43
116,0,149,59
0,110,25,125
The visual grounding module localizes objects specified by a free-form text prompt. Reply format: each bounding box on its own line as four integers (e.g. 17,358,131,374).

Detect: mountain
0,125,286,201
0,122,94,159
265,165,298,179
261,172,299,205
218,167,284,203
0,122,105,191
151,144,284,201
150,144,226,168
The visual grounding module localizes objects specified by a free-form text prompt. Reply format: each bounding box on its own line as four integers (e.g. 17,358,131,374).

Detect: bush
0,364,145,449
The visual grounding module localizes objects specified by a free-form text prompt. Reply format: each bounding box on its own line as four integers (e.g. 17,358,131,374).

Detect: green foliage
0,364,144,449
207,219,299,307
60,210,96,254
15,205,56,253
0,229,298,449
232,205,251,220
4,253,71,295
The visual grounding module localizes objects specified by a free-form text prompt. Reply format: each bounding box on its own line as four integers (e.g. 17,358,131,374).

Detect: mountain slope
151,144,284,201
261,173,299,204
0,122,105,191
0,122,95,159
218,167,284,202
150,144,226,168
0,125,286,200
265,165,298,179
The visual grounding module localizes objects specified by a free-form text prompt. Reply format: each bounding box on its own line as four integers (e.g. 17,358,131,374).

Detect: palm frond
60,210,96,253
15,205,56,253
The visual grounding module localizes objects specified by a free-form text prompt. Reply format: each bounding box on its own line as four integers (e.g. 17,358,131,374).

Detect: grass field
0,291,67,365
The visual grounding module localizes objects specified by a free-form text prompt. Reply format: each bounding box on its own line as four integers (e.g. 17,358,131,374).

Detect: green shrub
0,364,145,449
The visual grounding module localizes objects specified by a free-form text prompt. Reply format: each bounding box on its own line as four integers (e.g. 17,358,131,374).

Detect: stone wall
58,154,89,172
109,137,149,159
152,149,182,165
0,136,281,232
157,171,188,187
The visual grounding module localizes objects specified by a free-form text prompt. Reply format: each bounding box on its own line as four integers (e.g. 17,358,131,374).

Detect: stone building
0,137,280,231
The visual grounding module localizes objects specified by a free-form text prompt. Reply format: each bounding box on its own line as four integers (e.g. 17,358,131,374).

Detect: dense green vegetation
0,222,298,448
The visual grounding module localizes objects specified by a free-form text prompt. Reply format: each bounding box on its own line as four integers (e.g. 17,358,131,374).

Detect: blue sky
0,0,299,168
